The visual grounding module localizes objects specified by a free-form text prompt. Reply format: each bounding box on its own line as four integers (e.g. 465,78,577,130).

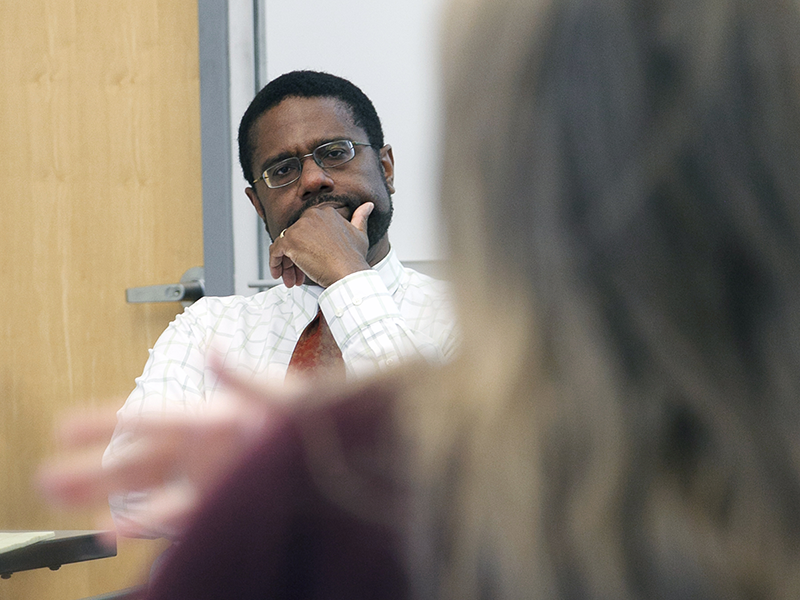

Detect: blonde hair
400,0,800,597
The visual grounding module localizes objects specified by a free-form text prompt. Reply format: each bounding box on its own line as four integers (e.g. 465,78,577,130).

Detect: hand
269,201,374,288
37,364,305,539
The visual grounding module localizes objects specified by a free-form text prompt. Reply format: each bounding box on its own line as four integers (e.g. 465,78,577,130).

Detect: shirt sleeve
318,269,459,378
102,300,213,539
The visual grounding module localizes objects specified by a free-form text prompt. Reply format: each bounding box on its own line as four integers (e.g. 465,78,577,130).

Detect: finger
269,262,282,280
211,365,307,408
102,445,185,493
268,241,288,280
269,258,284,281
37,450,109,506
109,511,162,540
117,406,267,453
281,255,297,287
350,202,374,234
137,481,199,537
206,351,306,403
292,265,306,287
67,430,192,498
116,412,235,440
57,409,120,448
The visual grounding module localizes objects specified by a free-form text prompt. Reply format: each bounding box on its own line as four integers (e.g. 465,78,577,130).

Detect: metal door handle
126,267,205,306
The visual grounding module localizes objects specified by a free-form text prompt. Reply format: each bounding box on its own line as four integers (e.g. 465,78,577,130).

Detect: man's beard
285,190,393,249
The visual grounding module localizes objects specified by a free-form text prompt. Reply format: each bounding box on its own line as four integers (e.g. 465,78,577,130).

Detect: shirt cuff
318,269,401,350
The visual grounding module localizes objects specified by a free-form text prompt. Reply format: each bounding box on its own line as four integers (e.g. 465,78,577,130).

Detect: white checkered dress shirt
105,249,458,537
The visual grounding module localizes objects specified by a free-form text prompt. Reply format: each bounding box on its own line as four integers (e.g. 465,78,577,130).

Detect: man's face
245,97,395,247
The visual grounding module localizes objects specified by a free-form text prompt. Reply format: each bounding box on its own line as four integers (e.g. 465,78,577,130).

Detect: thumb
350,202,374,233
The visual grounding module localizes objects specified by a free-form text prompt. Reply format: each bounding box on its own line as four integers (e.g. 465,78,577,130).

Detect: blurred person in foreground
41,0,800,597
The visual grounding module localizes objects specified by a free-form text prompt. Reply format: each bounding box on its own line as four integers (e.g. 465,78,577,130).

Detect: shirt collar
371,246,404,294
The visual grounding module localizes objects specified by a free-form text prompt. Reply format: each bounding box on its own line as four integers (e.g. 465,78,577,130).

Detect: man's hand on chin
269,201,374,288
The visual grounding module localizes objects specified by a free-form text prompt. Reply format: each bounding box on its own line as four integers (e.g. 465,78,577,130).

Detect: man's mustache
286,194,363,229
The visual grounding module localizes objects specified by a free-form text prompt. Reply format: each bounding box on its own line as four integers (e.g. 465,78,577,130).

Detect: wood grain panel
0,1,203,597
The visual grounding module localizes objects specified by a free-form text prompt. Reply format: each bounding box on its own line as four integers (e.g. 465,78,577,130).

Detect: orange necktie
286,309,345,381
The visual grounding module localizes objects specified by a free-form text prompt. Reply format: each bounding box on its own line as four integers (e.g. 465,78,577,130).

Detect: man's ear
379,145,395,195
245,187,266,220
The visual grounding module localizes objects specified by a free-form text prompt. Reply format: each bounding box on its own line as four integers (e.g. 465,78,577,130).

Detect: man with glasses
103,70,458,538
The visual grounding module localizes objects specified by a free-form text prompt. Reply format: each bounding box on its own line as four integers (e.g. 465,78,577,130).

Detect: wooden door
0,1,203,598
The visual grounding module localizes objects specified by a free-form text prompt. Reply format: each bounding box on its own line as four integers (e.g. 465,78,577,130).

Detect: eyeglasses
254,139,372,189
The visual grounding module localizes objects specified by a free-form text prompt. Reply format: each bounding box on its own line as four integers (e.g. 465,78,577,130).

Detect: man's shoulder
374,250,452,298
399,266,452,298
401,265,447,285
180,286,295,321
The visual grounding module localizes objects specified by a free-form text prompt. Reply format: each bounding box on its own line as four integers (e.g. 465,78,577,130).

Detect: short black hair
238,70,385,184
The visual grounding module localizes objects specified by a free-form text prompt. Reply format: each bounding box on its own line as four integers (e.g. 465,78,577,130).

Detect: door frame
198,0,261,296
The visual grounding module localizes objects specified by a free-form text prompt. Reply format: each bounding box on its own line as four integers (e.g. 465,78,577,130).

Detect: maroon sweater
145,386,409,600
